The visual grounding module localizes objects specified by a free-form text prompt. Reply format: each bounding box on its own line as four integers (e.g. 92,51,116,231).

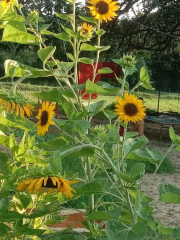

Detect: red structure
78,62,122,99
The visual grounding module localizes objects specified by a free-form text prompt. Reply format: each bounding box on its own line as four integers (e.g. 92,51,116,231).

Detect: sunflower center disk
82,28,88,35
42,178,58,188
96,1,109,14
41,111,48,126
124,103,138,116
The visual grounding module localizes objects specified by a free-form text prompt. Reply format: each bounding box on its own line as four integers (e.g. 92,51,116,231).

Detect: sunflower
1,0,13,12
87,0,119,23
36,101,55,136
0,98,34,118
114,93,146,123
17,176,78,197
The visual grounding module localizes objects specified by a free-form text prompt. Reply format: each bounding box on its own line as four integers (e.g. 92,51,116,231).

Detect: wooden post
157,87,160,112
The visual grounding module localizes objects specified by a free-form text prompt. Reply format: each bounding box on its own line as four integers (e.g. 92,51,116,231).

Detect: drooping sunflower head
78,22,95,41
17,176,79,197
1,0,13,12
87,0,119,23
36,101,55,136
114,93,146,123
0,91,34,118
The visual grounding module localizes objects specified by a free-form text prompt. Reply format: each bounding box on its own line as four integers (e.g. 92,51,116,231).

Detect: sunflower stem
120,69,128,97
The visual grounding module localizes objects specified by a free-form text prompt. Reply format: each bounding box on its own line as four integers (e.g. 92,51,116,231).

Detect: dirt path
142,140,180,227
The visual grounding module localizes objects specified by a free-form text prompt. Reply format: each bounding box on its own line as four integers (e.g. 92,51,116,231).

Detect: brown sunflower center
42,177,58,188
40,110,48,126
96,1,109,14
125,58,132,63
124,103,138,116
81,28,88,35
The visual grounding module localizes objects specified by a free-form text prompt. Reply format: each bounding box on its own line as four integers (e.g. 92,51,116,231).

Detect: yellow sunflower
36,101,55,136
87,0,119,23
81,22,93,35
0,98,34,118
17,176,78,197
1,0,13,12
114,93,146,123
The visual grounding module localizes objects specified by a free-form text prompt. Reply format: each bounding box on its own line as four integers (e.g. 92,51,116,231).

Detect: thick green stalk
120,69,128,96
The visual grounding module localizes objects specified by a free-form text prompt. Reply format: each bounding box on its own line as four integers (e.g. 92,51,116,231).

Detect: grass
2,81,180,114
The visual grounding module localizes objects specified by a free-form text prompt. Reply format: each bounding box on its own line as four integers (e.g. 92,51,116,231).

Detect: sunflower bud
119,54,137,69
78,22,95,42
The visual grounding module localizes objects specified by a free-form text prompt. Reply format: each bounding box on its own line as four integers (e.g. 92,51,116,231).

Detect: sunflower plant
0,0,180,240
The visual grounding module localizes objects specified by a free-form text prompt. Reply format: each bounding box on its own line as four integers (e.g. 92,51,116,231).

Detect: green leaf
18,193,30,209
38,46,56,63
86,211,111,220
66,53,75,61
107,129,120,143
159,183,180,204
80,43,104,51
157,219,173,235
28,200,61,219
85,80,119,95
169,126,177,143
105,220,146,240
33,90,75,102
140,66,149,83
61,25,77,38
49,150,62,172
96,29,105,36
36,137,67,151
0,198,9,212
125,149,160,164
123,136,148,157
130,163,145,178
4,59,53,79
2,22,39,45
108,207,122,220
60,144,95,158
140,81,154,90
55,12,73,21
115,74,129,90
117,163,145,183
57,62,75,73
103,110,117,120
85,100,109,117
79,16,98,24
41,29,71,42
146,147,163,161
60,236,76,240
0,151,10,174
98,67,113,74
0,223,11,236
0,211,26,222
125,132,139,139
15,224,45,235
0,114,36,131
0,6,24,22
79,58,94,65
75,183,103,195
173,228,180,239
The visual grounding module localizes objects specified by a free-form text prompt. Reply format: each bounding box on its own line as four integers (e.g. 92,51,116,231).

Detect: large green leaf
33,90,75,102
105,220,146,240
61,25,77,38
4,59,52,79
41,29,71,42
85,80,119,95
80,43,107,51
36,137,67,150
123,136,148,157
169,126,177,143
117,163,145,183
0,114,36,131
0,6,24,22
85,100,109,117
159,183,180,204
140,66,149,83
75,183,103,195
173,228,180,239
2,22,39,45
125,149,160,164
